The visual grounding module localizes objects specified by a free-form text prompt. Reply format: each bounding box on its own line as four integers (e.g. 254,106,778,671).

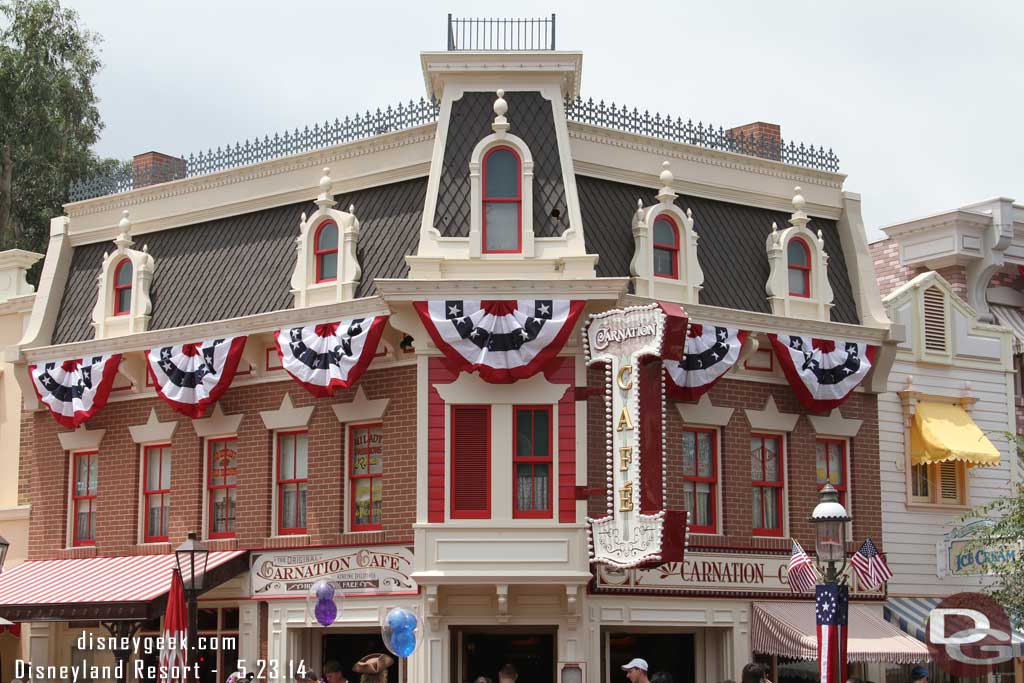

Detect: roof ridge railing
447,14,555,51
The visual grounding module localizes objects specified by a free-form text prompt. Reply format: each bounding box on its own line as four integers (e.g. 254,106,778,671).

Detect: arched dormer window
314,220,339,283
787,237,811,297
113,258,133,316
482,146,522,253
653,215,679,279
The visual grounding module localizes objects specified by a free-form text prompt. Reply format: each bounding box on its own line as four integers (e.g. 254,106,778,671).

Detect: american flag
816,583,849,683
787,540,820,593
850,537,892,591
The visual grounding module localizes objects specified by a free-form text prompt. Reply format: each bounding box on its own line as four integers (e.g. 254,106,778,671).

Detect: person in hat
622,658,651,683
352,653,395,683
911,666,929,683
324,660,348,683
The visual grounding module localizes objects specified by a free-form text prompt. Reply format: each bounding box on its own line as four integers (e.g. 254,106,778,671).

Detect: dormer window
482,146,522,253
653,215,679,279
113,258,133,315
787,237,811,297
314,220,339,283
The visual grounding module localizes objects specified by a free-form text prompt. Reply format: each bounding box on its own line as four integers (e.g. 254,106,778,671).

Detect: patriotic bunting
275,316,387,397
850,537,893,591
30,354,122,429
664,323,747,401
817,583,849,683
146,337,247,418
769,334,877,412
414,299,585,383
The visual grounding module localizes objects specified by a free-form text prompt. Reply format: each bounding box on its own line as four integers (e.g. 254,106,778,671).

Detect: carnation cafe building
0,18,930,683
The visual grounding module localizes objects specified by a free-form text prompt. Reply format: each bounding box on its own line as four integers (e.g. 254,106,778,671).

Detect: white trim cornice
745,396,799,432
192,404,245,438
806,408,862,438
128,408,179,444
260,393,314,431
676,395,734,427
435,371,569,405
57,425,105,452
331,386,389,424
376,278,629,301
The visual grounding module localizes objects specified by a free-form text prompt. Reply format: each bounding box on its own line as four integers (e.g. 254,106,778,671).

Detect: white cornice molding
567,124,846,190
676,395,734,427
375,278,629,300
745,396,800,432
64,125,436,220
57,425,105,452
19,296,390,363
0,293,35,315
881,208,992,239
435,371,569,405
128,408,178,444
332,386,389,424
419,51,584,100
806,408,862,438
192,404,245,438
260,393,314,431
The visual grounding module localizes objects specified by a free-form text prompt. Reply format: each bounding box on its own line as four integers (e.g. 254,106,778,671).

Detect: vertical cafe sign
584,304,668,568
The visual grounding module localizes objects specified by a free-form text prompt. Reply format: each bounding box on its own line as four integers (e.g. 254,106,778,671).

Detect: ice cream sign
584,303,679,568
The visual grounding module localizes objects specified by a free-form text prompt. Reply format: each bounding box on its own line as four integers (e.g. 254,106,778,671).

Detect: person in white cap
621,658,651,683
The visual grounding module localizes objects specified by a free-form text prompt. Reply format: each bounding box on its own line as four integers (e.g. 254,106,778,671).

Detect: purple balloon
314,580,335,602
315,598,337,627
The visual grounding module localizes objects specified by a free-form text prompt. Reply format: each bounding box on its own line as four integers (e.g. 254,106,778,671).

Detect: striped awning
990,304,1024,353
0,551,245,621
752,601,930,663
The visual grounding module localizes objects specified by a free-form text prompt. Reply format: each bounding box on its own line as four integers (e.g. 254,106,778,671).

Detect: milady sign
251,546,417,598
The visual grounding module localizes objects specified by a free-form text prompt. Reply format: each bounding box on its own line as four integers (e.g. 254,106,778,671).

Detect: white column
238,602,260,671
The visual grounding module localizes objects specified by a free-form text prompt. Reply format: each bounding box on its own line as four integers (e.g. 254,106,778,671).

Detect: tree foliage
0,0,113,259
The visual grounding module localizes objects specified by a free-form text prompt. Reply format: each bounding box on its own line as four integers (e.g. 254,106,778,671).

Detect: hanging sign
250,546,417,598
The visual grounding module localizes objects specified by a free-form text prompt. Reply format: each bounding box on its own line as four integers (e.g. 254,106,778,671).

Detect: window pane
533,464,550,511
76,456,88,495
371,478,383,525
788,268,808,296
533,410,549,457
653,248,674,277
279,436,294,480
787,240,808,266
696,482,712,527
828,443,843,485
653,217,677,247
351,428,370,475
368,426,383,474
318,252,337,280
295,434,308,479
763,488,779,530
282,486,296,529
484,148,518,198
752,487,763,529
161,449,171,488
697,433,713,477
88,455,98,495
116,260,133,285
517,463,533,511
764,439,779,481
316,222,338,251
147,451,161,489
212,490,227,533
222,608,240,630
354,479,372,526
117,287,132,313
516,410,533,456
297,483,307,529
750,439,763,479
148,496,163,537
485,203,519,251
683,484,695,518
682,432,696,476
815,441,827,485
227,490,236,531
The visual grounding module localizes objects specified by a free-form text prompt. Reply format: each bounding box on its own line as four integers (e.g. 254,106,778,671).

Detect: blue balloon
313,580,335,602
385,608,406,632
391,630,416,658
402,610,418,633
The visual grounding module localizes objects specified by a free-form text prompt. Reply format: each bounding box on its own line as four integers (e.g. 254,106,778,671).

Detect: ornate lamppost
810,483,851,683
175,531,209,670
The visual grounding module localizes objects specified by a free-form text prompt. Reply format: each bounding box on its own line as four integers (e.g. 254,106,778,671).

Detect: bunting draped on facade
29,354,123,429
146,337,247,418
274,316,388,397
664,323,747,401
414,299,585,383
769,334,877,412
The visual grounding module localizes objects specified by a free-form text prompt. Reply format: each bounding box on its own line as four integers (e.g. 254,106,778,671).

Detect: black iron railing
565,97,840,173
447,14,555,51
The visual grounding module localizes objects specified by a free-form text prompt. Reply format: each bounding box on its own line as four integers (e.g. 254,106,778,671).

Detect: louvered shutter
451,405,491,518
938,461,963,504
923,287,948,354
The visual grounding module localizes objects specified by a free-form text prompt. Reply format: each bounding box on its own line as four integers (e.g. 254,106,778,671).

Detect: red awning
0,551,245,621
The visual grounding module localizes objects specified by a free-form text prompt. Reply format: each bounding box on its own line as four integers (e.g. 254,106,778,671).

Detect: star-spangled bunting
850,537,893,591
274,316,388,397
816,583,849,683
30,354,123,428
769,334,878,412
787,540,820,593
664,322,747,401
146,337,247,418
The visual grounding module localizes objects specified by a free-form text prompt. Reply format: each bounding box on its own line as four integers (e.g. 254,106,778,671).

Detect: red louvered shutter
451,405,491,519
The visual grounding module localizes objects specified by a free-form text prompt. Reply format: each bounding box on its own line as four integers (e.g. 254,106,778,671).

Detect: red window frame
113,258,132,316
276,430,308,535
751,433,785,537
71,451,98,547
512,405,554,519
481,146,522,254
815,438,848,507
349,423,384,532
787,237,811,298
207,437,238,539
450,404,492,519
653,214,680,279
681,427,718,533
313,220,338,283
142,444,171,542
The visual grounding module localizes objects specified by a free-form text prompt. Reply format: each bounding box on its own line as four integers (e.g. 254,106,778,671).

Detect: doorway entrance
453,628,556,683
322,632,399,683
604,631,696,683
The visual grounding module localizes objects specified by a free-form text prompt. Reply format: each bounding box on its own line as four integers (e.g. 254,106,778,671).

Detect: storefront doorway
452,629,555,683
322,632,399,683
604,631,695,683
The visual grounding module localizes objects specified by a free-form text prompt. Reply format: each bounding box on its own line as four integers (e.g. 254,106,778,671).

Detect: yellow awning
910,401,1000,467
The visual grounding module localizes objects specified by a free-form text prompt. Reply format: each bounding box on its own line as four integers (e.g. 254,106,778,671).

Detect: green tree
0,0,112,257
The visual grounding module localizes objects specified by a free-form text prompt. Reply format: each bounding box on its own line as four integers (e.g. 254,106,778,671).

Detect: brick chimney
132,151,186,188
726,121,781,162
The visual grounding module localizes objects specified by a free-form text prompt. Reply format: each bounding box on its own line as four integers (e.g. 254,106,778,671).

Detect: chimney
131,151,186,189
726,121,781,162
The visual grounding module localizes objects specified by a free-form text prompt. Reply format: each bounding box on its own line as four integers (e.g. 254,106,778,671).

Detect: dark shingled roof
434,91,569,239
50,178,427,344
576,175,860,325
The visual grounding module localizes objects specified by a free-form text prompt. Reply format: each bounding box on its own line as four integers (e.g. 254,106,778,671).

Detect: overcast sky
67,0,1023,241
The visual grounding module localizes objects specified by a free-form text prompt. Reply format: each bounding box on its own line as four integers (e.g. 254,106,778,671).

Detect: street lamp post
175,531,209,672
810,483,852,683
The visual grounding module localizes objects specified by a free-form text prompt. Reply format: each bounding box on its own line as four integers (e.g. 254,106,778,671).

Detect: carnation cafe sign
251,546,416,598
584,304,667,568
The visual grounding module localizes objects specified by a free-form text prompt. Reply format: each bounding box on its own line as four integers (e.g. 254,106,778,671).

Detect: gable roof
576,175,861,325
50,177,426,345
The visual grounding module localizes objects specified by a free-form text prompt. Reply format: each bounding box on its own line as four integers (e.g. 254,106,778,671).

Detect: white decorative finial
686,207,693,219
315,167,336,209
788,186,809,229
772,221,778,232
492,89,510,135
656,161,677,204
119,210,131,232
349,204,355,214
113,210,133,252
659,161,674,186
792,186,806,212
320,168,332,194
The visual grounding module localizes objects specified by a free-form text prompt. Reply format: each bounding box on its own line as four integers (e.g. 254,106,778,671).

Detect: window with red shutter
450,405,491,519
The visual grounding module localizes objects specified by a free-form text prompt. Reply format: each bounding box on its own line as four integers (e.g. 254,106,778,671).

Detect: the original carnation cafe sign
585,305,666,568
251,546,417,598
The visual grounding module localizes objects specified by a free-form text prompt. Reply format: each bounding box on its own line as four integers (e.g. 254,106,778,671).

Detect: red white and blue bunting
146,337,247,418
30,354,122,429
274,316,388,397
414,299,586,383
664,323,748,401
768,334,877,412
